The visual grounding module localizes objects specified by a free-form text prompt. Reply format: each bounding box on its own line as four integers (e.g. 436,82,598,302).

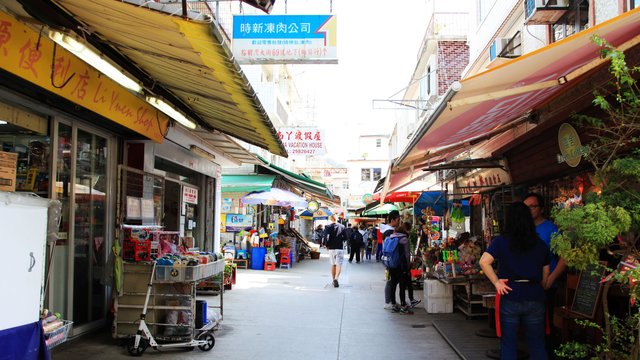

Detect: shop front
0,1,288,348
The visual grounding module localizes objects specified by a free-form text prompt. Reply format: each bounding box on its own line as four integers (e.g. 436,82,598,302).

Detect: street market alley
52,250,476,359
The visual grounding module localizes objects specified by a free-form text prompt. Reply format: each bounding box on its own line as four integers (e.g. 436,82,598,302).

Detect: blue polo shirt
536,219,559,272
487,235,550,303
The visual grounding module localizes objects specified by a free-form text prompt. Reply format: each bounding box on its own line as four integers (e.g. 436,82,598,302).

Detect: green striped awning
221,175,276,193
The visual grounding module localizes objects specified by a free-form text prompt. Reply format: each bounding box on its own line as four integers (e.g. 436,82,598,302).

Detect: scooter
127,262,216,356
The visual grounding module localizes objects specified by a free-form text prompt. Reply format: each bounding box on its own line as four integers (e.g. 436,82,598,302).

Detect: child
365,231,373,261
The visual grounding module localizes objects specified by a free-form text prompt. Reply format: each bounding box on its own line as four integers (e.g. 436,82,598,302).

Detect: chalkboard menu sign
571,264,605,318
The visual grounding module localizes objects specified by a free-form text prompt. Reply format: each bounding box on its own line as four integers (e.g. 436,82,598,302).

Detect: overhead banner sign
232,14,337,64
277,127,325,156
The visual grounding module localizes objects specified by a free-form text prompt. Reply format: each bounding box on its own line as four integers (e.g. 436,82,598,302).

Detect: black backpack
351,231,363,247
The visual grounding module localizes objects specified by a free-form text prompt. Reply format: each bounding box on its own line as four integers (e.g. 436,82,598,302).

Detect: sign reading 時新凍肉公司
232,14,337,64
277,127,325,156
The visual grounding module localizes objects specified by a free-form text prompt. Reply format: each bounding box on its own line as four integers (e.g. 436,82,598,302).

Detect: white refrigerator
0,191,49,331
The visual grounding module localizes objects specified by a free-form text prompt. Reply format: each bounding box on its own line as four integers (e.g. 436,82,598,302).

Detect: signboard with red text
277,127,325,156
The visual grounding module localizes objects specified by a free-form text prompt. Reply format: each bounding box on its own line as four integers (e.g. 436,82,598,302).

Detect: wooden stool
233,258,248,269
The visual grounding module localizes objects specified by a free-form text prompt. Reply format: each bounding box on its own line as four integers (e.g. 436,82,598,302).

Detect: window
376,138,381,148
552,1,589,42
342,181,349,190
361,168,371,181
372,168,382,181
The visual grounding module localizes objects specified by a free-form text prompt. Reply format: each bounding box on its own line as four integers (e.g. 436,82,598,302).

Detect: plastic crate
156,260,225,282
155,265,186,282
45,320,73,350
184,265,202,281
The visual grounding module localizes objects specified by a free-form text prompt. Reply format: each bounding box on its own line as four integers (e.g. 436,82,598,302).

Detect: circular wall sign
307,200,319,212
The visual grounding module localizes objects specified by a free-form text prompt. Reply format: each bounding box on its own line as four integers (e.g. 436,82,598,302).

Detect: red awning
372,191,422,203
385,8,640,197
398,8,640,169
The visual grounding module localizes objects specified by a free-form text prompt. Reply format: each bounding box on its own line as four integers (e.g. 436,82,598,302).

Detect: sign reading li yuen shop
232,14,337,64
277,127,325,156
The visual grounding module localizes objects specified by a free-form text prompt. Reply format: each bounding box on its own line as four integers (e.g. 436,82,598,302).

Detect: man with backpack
382,216,419,314
323,214,347,287
348,223,365,263
382,210,403,311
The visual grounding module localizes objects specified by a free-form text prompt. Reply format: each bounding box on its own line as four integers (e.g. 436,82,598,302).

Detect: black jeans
385,268,402,305
349,244,361,262
399,270,414,305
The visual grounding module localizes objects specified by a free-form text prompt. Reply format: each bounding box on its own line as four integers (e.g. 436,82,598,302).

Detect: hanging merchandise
450,203,466,232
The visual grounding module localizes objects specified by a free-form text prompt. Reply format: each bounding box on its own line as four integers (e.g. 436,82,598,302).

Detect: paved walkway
52,250,495,359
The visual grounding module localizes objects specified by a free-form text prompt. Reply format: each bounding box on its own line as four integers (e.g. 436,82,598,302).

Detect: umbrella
241,188,308,208
298,207,333,220
362,203,399,216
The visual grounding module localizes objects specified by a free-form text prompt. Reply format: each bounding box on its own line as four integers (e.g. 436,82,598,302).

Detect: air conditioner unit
526,0,570,25
536,0,570,7
489,37,522,61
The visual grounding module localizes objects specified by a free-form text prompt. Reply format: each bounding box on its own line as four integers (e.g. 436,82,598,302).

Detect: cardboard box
0,151,17,192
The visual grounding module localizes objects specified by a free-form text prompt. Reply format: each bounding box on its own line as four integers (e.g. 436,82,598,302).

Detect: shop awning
387,8,640,196
372,191,422,204
221,175,276,193
255,155,335,202
26,0,287,157
192,129,261,166
361,203,399,217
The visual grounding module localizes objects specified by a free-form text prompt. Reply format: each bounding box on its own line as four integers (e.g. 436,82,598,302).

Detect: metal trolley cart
118,260,224,356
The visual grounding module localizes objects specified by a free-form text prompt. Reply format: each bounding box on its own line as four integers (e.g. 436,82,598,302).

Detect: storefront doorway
51,119,114,334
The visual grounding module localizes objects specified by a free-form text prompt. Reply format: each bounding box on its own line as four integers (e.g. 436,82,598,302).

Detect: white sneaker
383,303,394,310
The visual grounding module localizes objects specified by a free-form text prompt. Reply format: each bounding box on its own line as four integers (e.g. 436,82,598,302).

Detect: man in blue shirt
524,192,565,357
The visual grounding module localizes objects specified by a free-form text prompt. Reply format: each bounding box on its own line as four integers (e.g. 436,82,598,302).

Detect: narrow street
52,250,463,359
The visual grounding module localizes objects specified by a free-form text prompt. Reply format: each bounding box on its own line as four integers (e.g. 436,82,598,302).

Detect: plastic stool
264,261,276,271
279,248,291,269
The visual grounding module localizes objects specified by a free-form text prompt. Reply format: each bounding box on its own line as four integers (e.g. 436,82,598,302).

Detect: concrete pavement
52,249,464,359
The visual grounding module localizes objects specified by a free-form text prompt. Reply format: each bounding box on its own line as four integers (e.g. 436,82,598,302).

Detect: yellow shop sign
558,123,588,168
0,11,169,142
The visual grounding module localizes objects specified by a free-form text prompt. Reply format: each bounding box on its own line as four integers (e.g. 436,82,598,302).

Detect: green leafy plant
550,35,640,360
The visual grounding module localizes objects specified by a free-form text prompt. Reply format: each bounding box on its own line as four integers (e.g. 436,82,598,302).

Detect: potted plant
223,263,236,290
550,36,640,360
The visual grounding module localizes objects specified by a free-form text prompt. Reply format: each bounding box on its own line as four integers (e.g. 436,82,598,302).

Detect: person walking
375,225,384,262
359,224,368,261
479,202,550,360
365,225,374,261
344,222,353,254
323,214,347,287
348,224,364,263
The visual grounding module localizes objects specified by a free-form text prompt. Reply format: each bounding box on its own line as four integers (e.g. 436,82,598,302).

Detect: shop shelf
45,320,73,350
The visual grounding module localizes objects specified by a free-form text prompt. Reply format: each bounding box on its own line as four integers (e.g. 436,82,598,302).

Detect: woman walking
479,202,550,360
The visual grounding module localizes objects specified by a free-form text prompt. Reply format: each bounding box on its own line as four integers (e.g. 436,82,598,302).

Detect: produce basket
45,320,73,350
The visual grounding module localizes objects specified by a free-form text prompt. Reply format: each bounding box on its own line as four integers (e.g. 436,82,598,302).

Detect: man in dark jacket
324,214,347,287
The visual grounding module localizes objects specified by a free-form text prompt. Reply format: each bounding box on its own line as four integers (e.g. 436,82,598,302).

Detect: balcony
525,0,571,25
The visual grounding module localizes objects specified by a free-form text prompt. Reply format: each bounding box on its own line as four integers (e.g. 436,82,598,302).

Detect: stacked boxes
150,231,180,258
122,225,162,262
424,279,453,313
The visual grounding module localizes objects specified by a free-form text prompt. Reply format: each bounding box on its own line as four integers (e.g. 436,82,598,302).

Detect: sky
262,0,432,165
